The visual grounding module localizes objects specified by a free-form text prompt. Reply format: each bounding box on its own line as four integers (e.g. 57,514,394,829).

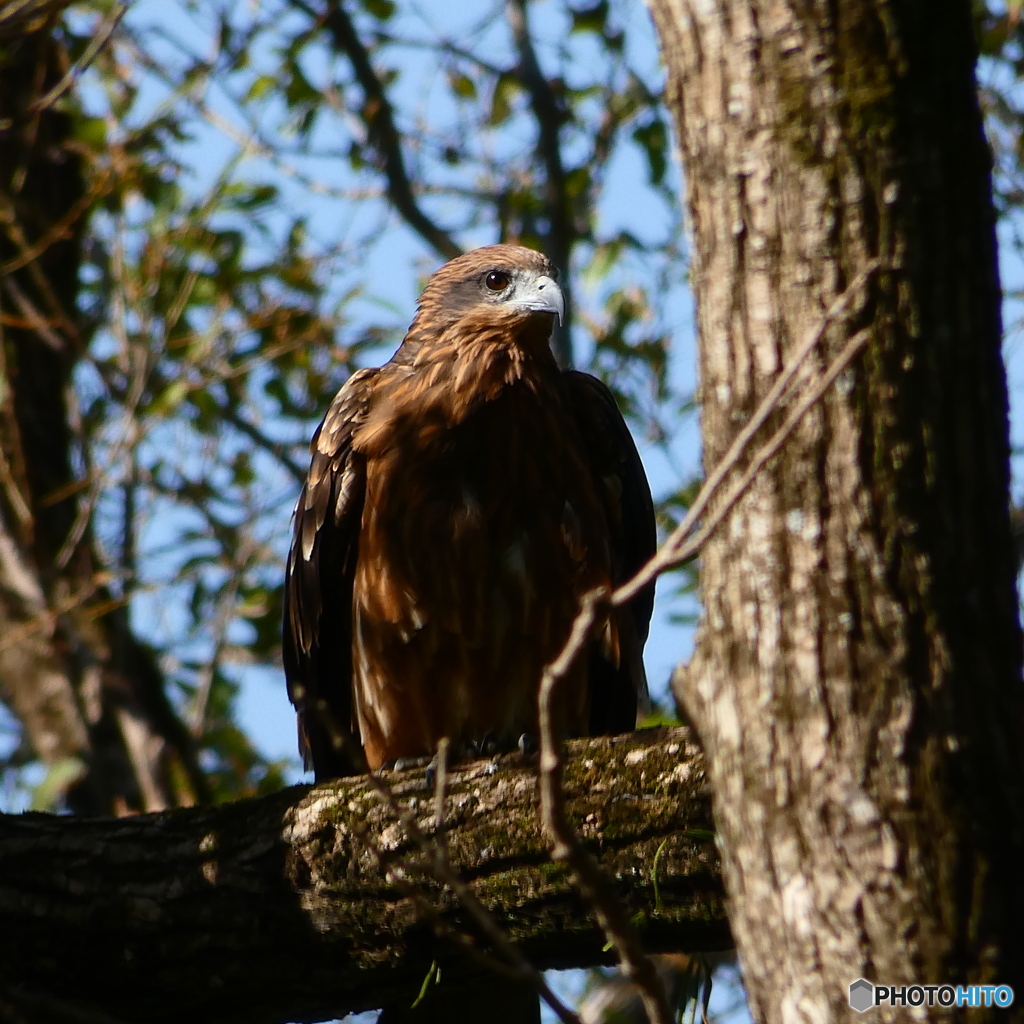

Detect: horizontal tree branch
0,728,727,1024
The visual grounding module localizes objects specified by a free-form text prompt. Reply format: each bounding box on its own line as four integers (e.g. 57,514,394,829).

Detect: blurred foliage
6,0,1024,810
0,0,697,808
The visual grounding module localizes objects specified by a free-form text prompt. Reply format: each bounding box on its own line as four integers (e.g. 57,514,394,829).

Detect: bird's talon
389,755,432,774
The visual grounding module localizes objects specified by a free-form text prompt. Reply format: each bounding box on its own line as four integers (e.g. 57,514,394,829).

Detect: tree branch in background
507,0,574,367
0,729,727,1024
219,404,307,484
295,0,463,262
27,2,126,116
0,2,70,39
0,11,209,814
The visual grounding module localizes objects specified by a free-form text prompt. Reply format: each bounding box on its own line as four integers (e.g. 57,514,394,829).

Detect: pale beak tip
512,272,565,326
541,275,565,326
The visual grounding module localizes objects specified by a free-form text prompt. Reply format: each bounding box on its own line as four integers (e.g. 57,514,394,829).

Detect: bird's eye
485,270,510,291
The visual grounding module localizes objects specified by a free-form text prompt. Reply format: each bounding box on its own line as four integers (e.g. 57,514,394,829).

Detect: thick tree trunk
649,0,1024,1020
0,729,728,1024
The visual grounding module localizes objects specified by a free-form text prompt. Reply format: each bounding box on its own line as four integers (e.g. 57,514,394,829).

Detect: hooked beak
513,274,565,326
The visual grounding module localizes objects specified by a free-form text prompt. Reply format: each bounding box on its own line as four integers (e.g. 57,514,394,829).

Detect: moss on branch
0,727,728,1024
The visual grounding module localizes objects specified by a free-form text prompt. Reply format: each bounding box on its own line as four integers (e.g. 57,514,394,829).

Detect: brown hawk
283,244,655,777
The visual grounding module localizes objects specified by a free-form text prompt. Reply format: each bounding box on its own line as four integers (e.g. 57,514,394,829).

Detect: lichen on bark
648,1,1024,1021
0,727,727,1024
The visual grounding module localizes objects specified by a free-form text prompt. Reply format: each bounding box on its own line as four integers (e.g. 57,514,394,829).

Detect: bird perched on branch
283,244,655,778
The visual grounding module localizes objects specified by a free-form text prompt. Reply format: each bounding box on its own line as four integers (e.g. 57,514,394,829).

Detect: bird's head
407,245,564,353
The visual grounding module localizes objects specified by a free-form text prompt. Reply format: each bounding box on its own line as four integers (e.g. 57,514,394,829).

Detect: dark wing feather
562,370,657,733
283,367,377,779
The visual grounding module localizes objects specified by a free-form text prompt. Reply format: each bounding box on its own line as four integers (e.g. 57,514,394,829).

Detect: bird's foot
477,731,499,757
517,733,538,756
381,754,432,774
424,754,438,793
459,732,499,759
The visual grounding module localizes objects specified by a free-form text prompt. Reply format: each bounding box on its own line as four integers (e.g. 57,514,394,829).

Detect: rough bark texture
0,728,728,1024
648,0,1024,1020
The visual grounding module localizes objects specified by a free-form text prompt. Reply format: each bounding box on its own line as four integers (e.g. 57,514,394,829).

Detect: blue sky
106,0,703,776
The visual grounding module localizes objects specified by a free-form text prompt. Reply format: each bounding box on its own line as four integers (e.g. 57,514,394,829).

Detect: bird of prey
283,244,655,778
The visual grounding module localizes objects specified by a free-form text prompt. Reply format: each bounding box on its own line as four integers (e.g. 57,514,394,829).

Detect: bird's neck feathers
404,309,559,413
353,310,562,456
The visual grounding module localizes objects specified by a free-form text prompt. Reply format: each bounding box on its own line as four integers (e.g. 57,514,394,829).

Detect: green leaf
490,73,522,126
31,758,87,811
361,0,396,20
151,379,190,417
447,70,477,101
410,961,439,1009
564,165,591,199
570,0,609,35
76,116,107,153
632,118,668,185
246,75,278,103
682,829,716,843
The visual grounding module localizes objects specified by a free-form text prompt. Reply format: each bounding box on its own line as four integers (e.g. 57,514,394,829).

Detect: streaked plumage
283,244,655,777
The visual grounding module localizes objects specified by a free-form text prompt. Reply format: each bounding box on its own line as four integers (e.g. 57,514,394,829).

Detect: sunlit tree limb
0,729,728,1024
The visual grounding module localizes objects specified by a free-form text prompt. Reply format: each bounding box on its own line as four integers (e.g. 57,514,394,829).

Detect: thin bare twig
120,32,379,208
0,316,33,532
0,194,82,345
0,441,31,525
535,266,882,1024
219,405,307,483
0,171,109,274
537,588,673,1024
615,261,880,605
1,275,64,350
52,195,201,569
162,266,200,342
0,570,116,654
433,735,450,831
27,3,127,116
310,707,582,1024
38,475,90,508
638,326,873,579
190,540,253,738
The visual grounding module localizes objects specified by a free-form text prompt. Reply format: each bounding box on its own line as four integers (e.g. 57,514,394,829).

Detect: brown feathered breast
283,244,656,776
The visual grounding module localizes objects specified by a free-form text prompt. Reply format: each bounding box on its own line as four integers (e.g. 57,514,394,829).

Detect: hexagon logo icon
849,979,874,1013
